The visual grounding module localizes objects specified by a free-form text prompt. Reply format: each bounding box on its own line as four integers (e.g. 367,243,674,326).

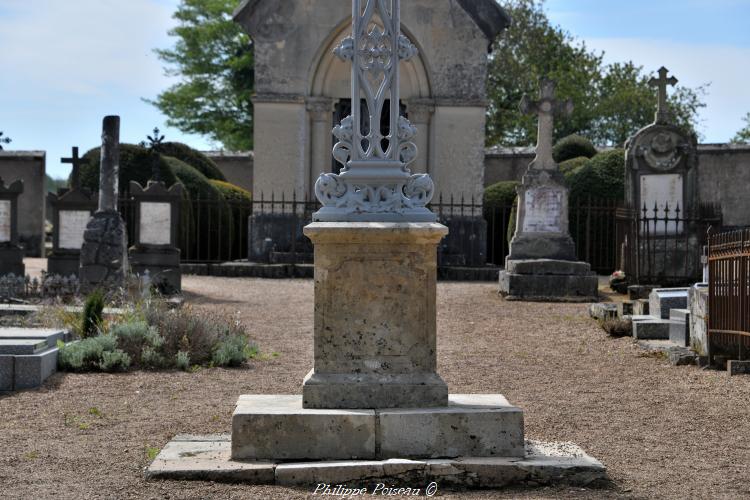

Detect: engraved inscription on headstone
0,200,11,242
140,202,171,245
522,188,563,233
640,173,684,235
59,210,91,249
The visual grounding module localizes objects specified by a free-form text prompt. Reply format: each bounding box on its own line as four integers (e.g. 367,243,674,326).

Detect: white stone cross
649,66,678,124
520,78,573,170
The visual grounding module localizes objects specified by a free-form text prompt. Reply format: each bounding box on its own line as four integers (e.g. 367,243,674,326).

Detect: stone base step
232,394,524,461
0,327,69,348
145,435,607,489
632,319,674,340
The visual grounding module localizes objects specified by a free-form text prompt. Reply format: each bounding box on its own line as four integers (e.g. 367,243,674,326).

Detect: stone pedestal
129,246,181,293
79,211,128,291
499,259,599,302
302,222,448,409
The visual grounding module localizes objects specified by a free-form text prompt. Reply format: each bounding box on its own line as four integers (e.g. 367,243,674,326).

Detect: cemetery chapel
233,0,510,202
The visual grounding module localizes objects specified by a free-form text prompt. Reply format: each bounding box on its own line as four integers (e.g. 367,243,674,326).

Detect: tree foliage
149,0,254,151
488,0,707,147
732,113,750,144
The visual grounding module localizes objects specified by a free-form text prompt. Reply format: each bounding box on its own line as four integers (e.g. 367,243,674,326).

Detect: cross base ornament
312,0,435,223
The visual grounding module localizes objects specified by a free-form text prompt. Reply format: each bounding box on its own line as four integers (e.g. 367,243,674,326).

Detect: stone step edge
145,435,607,489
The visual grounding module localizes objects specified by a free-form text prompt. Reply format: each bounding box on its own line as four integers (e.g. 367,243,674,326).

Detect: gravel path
1,276,749,499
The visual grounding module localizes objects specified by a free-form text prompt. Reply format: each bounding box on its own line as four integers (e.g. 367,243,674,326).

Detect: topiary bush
157,142,226,181
483,181,518,208
564,148,625,204
483,181,519,255
80,290,105,339
552,134,597,163
79,144,178,194
559,155,590,175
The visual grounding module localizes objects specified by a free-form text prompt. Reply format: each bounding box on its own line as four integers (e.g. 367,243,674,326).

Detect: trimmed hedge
210,180,252,202
483,181,518,208
564,148,625,204
158,142,226,181
552,134,597,163
80,144,177,194
559,156,589,175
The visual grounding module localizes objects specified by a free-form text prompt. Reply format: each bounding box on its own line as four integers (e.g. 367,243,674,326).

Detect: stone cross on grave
146,127,165,183
649,66,678,124
61,147,85,191
520,78,573,170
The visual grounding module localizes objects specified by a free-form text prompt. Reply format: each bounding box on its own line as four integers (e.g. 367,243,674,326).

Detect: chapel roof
233,0,510,42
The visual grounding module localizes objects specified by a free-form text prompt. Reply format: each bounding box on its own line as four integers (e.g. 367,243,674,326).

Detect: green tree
149,0,254,151
732,113,750,144
488,0,706,147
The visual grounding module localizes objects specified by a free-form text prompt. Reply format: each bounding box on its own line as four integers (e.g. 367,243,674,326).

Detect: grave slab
0,327,67,348
0,338,48,355
669,309,691,347
0,355,13,391
632,319,672,340
13,347,58,390
728,361,750,376
649,288,689,319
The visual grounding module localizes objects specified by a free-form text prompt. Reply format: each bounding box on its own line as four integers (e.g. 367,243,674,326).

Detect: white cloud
584,37,750,142
0,0,176,97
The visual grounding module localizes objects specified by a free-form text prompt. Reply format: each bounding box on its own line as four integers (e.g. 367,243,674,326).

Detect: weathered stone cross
520,78,573,170
649,66,678,124
61,146,85,191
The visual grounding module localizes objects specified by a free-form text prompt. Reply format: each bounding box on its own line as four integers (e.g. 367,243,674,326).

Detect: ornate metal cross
61,146,85,191
0,131,11,150
145,127,165,182
313,0,435,222
649,66,678,124
520,78,573,170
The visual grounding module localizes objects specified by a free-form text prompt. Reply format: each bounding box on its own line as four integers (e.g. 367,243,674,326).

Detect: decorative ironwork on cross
61,146,86,191
520,78,573,170
143,127,165,182
0,131,12,150
649,66,678,124
313,0,435,222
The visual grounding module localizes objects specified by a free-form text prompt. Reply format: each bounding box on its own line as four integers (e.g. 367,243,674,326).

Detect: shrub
141,347,167,370
111,320,163,365
552,134,597,163
59,336,117,371
81,290,105,338
559,156,590,175
158,142,226,181
79,144,177,194
212,334,253,367
483,181,518,208
98,350,131,372
599,317,632,338
176,351,191,371
565,149,625,204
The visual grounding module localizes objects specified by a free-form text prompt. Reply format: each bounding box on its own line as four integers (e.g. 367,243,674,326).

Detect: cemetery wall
695,144,750,227
0,151,46,257
204,151,254,194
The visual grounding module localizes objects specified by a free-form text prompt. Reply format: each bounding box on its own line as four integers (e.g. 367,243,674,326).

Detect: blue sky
1,1,748,179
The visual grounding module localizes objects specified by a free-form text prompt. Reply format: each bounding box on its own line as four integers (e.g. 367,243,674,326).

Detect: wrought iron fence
708,228,750,363
118,192,624,271
618,203,722,286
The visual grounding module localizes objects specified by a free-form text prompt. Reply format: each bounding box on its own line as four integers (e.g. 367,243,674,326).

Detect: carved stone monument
79,116,128,292
47,147,98,277
0,177,24,277
499,79,598,301
623,67,702,282
149,1,605,487
128,180,183,294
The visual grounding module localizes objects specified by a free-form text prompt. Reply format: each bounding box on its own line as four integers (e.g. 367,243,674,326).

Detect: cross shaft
520,78,573,170
649,66,678,124
61,146,85,191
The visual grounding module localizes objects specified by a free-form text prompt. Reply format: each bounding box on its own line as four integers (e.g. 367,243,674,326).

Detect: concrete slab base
632,319,672,340
146,435,606,489
232,394,525,461
499,259,599,303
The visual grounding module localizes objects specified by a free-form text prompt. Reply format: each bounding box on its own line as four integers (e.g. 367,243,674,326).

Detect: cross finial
648,66,678,124
520,78,574,170
61,146,86,191
143,127,166,182
0,131,12,150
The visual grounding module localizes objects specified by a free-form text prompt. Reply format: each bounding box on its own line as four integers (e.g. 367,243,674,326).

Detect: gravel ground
2,276,749,500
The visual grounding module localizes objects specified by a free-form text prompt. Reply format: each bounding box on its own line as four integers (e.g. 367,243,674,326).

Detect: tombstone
499,79,598,301
0,177,24,277
128,180,182,293
623,67,703,283
79,116,128,292
47,147,98,277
